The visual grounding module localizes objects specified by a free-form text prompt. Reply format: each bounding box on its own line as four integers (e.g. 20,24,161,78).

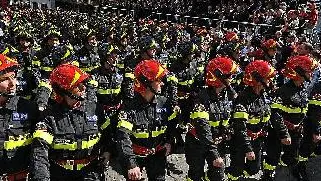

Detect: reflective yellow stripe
209,120,219,127
309,99,321,106
125,73,135,79
186,177,193,181
88,79,98,87
71,61,80,67
248,115,270,124
33,130,54,144
203,171,210,181
167,76,178,83
81,65,99,72
262,115,270,123
2,47,9,54
222,119,229,126
53,142,77,150
117,63,124,69
32,60,41,67
198,66,204,72
38,81,52,91
81,133,101,149
77,164,85,170
227,173,239,180
4,133,33,150
61,49,71,59
279,159,287,167
152,127,167,137
168,111,178,121
133,131,149,138
97,87,121,95
40,66,54,71
190,111,209,120
100,118,111,130
233,112,249,119
59,160,88,170
209,119,229,127
178,79,194,86
117,120,133,131
271,103,307,114
243,170,250,177
263,161,276,170
298,155,308,162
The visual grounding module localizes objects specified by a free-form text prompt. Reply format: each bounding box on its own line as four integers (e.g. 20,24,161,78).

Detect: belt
189,127,227,144
188,127,198,138
247,129,267,140
103,103,122,111
1,169,28,181
132,144,165,156
54,155,98,170
284,120,302,132
177,91,190,99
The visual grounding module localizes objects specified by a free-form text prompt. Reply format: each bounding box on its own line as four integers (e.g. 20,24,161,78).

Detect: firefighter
34,28,71,111
94,43,134,165
0,54,38,180
116,60,179,180
227,60,284,181
168,41,201,153
186,57,238,181
295,75,321,181
75,29,100,74
6,31,39,100
30,64,108,181
263,55,318,180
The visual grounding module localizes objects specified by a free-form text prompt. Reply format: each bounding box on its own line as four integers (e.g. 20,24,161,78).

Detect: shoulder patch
194,104,206,112
118,111,127,120
235,104,246,112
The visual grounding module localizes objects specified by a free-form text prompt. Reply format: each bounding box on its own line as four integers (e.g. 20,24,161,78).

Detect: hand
246,151,255,161
281,137,291,145
213,157,224,168
313,134,321,143
128,167,141,181
164,143,171,156
100,152,111,167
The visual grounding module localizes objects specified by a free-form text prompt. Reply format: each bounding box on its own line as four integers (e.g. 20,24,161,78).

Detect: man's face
0,72,16,95
297,44,309,55
104,53,119,69
69,83,86,99
19,39,31,47
149,79,164,94
146,48,156,58
48,37,59,47
88,36,98,47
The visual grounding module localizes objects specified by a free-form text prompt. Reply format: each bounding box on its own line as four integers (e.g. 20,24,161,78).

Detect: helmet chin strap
0,92,14,98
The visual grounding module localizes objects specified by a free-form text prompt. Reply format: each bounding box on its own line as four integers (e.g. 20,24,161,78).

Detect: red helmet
134,60,167,94
262,39,277,50
225,31,238,42
0,54,19,75
282,55,318,80
50,64,89,91
206,57,238,87
243,60,276,86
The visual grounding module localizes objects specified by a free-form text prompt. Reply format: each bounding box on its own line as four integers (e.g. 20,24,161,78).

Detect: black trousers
185,133,225,181
122,150,167,181
228,136,263,178
265,127,302,169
